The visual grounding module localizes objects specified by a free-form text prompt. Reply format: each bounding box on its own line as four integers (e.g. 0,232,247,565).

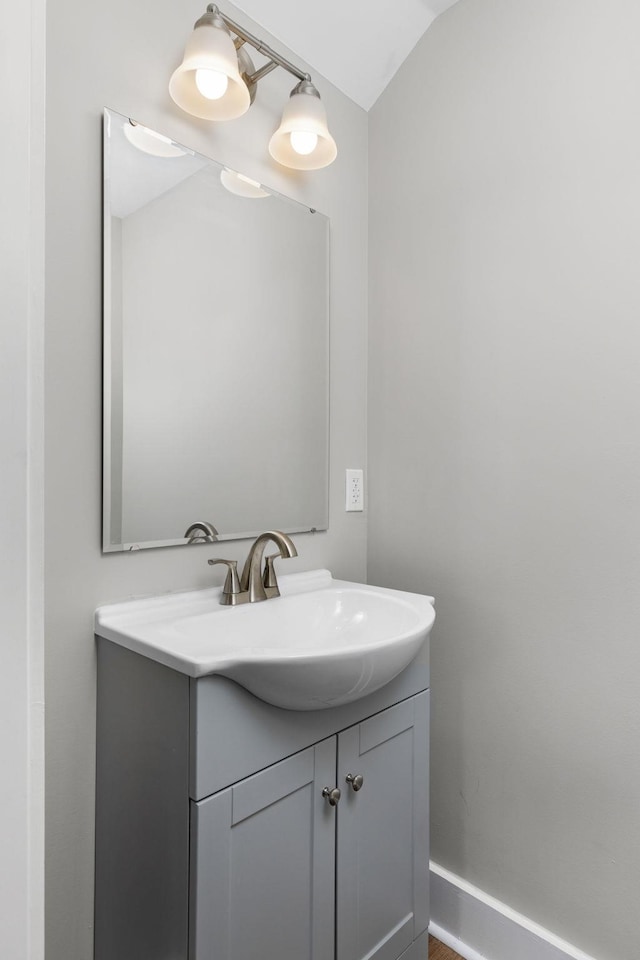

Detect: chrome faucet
240,530,297,602
208,530,297,606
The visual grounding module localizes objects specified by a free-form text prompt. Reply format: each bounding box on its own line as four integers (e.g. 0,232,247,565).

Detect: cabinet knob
345,773,364,792
321,786,341,807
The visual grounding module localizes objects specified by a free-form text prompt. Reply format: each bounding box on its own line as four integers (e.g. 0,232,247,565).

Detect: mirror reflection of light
346,661,375,697
123,121,187,159
220,168,270,199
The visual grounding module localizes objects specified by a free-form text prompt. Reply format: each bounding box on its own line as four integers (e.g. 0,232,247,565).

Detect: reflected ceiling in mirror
103,109,329,552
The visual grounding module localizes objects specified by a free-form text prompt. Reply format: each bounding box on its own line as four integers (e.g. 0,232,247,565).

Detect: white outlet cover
346,468,364,512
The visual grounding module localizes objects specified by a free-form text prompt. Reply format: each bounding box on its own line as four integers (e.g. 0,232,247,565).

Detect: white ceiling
232,0,461,111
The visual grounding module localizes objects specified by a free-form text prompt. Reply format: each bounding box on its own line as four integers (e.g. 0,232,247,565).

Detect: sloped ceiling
232,0,461,111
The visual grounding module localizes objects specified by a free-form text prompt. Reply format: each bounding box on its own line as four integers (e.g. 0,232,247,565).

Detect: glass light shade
169,21,250,121
269,90,337,171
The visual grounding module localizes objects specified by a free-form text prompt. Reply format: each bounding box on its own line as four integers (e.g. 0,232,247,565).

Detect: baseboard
429,920,488,960
428,862,599,960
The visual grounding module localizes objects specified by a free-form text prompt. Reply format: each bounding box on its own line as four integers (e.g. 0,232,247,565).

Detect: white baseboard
428,862,599,960
429,920,488,960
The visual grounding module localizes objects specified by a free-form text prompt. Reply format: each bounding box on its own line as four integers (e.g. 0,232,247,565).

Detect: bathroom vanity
94,571,433,960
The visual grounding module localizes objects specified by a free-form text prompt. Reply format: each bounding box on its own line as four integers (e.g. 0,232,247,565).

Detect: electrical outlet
345,468,364,512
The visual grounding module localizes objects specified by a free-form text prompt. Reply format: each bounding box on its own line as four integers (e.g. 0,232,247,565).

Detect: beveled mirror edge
102,109,116,554
103,523,327,554
101,107,331,553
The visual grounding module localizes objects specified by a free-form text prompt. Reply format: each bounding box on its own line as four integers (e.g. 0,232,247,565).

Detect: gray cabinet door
190,736,337,960
336,692,429,960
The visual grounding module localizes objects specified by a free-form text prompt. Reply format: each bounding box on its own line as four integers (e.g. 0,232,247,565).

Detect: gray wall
368,2,640,958
45,1,367,956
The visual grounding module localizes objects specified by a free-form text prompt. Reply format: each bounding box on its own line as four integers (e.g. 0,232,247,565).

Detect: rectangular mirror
103,109,329,551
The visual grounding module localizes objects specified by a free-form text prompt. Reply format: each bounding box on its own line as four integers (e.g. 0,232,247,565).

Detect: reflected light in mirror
123,120,187,159
220,168,270,199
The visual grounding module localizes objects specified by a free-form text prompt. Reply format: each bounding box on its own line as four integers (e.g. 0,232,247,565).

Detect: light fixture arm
247,60,279,85
206,3,312,85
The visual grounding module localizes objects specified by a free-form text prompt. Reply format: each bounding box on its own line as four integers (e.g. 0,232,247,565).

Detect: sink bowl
95,569,435,711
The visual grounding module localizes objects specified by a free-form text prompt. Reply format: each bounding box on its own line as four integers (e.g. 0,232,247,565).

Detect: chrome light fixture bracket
290,79,321,101
193,6,225,31
170,4,337,170
203,4,311,89
236,44,258,106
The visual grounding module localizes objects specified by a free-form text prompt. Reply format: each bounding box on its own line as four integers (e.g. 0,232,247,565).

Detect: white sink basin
95,569,435,711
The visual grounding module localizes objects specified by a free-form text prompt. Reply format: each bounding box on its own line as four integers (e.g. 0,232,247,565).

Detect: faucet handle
208,559,242,605
263,554,282,599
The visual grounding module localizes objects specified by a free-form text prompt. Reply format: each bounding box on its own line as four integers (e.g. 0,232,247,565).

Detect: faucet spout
184,520,219,543
240,530,297,602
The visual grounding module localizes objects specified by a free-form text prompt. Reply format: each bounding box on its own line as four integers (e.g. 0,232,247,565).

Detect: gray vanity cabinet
337,694,429,960
189,694,429,960
190,739,337,960
95,639,430,960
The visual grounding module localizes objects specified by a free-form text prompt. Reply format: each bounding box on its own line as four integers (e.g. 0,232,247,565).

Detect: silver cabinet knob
345,773,364,792
322,786,341,806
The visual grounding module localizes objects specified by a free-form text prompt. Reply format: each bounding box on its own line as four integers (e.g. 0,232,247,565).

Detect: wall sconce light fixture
169,4,337,171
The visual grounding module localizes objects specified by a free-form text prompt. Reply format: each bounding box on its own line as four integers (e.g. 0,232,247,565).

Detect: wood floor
429,934,465,960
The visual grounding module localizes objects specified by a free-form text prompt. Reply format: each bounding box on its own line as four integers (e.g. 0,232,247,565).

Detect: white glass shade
169,21,250,121
269,90,337,171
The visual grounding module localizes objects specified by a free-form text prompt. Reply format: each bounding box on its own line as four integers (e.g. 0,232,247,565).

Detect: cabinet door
336,692,429,960
190,736,336,960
